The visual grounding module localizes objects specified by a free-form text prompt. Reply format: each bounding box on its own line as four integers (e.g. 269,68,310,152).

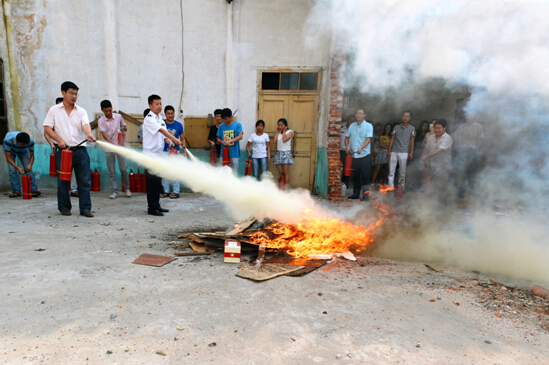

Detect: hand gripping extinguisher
222,147,230,166
49,153,57,177
22,174,32,200
129,169,136,192
136,169,143,192
92,169,101,192
209,148,216,166
344,154,353,177
278,174,286,190
244,158,252,176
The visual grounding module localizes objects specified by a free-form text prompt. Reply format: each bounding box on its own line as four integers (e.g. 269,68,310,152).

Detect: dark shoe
148,210,164,216
9,192,21,198
158,207,169,213
80,211,94,218
70,191,79,197
31,191,41,197
61,210,71,216
348,195,359,200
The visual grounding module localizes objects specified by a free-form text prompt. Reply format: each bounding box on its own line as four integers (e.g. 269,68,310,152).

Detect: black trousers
352,155,371,196
340,150,350,187
145,169,162,212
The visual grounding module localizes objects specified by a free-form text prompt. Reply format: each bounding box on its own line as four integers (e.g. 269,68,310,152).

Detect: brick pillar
327,38,346,200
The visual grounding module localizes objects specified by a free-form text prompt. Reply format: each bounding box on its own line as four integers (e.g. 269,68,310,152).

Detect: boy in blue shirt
162,105,186,198
3,131,40,197
216,108,243,175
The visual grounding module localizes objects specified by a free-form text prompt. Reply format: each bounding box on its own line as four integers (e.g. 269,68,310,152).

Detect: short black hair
143,108,150,117
277,118,288,127
148,94,161,105
347,114,356,120
221,108,232,119
255,120,265,128
374,122,382,128
356,108,366,114
55,97,63,104
214,109,223,116
402,110,412,117
434,119,447,128
100,100,112,109
61,81,79,92
15,132,30,145
164,105,175,113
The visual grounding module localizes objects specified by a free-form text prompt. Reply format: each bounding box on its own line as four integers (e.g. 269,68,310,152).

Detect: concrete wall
0,0,333,190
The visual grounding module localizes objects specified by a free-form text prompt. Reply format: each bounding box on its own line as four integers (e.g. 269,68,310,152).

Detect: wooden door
257,93,318,190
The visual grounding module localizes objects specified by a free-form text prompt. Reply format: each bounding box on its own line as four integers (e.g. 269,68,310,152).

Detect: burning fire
378,184,395,194
249,204,392,258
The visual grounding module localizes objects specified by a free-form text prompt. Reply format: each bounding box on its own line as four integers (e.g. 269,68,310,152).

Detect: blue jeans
55,148,92,213
252,157,268,180
7,151,38,192
162,178,180,194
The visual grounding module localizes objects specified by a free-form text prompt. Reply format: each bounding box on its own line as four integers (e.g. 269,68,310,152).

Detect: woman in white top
246,120,271,180
272,118,294,185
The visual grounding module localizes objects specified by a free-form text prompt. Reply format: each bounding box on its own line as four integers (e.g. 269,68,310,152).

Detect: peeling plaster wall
0,0,332,190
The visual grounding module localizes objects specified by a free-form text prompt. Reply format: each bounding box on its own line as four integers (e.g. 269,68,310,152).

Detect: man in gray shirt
388,110,416,189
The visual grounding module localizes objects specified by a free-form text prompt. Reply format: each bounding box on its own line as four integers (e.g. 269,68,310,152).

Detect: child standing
246,120,271,180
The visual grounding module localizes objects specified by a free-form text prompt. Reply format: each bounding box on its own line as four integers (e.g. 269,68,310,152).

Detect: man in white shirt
142,94,182,216
43,81,95,217
422,119,453,204
453,111,483,198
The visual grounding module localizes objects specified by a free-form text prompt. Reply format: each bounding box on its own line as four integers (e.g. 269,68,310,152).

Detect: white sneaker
125,190,131,197
109,192,117,199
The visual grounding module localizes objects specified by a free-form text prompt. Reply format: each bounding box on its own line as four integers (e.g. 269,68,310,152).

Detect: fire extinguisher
210,148,216,166
244,158,252,176
168,148,178,156
136,170,142,192
49,153,57,177
142,171,147,193
222,147,230,166
92,169,100,192
344,154,353,177
117,130,126,147
59,150,73,181
129,169,136,192
279,174,286,190
22,174,32,200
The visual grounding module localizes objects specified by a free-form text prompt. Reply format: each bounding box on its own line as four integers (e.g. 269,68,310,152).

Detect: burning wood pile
178,205,392,281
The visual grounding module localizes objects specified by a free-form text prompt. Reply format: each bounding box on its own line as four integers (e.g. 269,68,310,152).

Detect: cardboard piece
265,256,328,276
133,253,176,267
236,263,305,281
189,241,218,253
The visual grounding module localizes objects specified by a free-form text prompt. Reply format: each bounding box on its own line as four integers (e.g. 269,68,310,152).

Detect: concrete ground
1,189,548,364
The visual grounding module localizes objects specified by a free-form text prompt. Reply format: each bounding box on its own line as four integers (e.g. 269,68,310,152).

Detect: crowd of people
340,108,484,203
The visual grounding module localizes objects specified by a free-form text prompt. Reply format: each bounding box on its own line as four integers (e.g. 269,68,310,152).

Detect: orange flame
378,184,395,194
249,204,392,258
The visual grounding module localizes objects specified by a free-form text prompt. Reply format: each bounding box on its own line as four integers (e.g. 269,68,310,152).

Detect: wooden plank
236,263,304,281
118,110,143,126
225,215,257,236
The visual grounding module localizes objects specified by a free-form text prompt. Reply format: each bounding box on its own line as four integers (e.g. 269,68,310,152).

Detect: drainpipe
177,0,185,120
2,0,21,130
102,0,119,109
226,1,234,109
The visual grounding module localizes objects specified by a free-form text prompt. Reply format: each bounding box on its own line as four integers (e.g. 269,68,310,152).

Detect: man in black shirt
207,109,223,165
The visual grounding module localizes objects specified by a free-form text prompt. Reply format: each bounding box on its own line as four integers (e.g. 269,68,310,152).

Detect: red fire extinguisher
168,148,178,156
49,153,57,177
244,159,252,176
92,169,100,192
117,131,126,147
222,147,230,166
22,174,32,200
344,154,353,177
129,169,136,192
142,172,147,193
279,174,286,190
59,150,73,181
136,170,142,192
210,148,216,166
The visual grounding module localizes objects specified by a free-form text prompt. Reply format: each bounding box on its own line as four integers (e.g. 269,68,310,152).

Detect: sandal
9,192,21,198
169,193,179,199
160,193,168,198
32,191,41,197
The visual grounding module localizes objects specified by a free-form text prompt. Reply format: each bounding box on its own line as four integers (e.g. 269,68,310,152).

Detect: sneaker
125,190,131,197
109,193,117,199
80,211,94,218
61,210,71,216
